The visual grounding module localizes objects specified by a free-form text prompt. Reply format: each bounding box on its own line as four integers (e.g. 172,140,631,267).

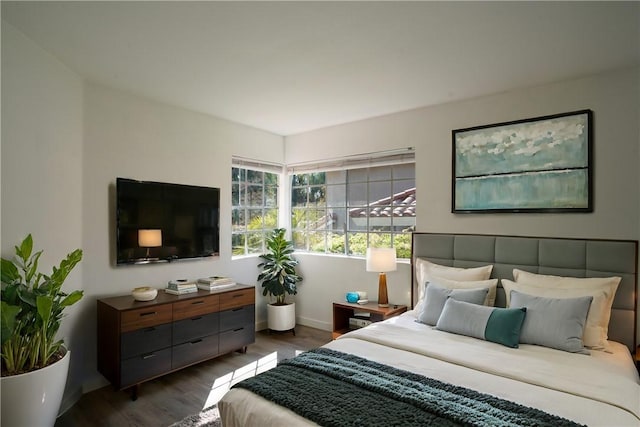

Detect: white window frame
231,157,284,257
286,148,415,258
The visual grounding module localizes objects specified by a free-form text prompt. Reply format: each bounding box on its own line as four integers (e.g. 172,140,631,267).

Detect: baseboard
57,385,83,417
256,318,331,332
255,320,268,331
296,316,331,331
82,375,110,394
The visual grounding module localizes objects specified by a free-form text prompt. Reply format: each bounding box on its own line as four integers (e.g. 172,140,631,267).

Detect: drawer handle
140,311,157,317
142,353,156,360
233,327,244,332
191,316,202,321
231,308,242,312
144,327,156,332
232,294,243,298
190,339,203,344
191,301,205,305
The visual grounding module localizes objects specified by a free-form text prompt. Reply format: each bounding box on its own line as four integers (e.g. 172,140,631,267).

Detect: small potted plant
257,228,302,333
1,234,83,427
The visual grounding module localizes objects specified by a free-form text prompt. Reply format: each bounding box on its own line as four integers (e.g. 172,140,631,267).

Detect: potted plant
1,234,83,427
257,228,302,333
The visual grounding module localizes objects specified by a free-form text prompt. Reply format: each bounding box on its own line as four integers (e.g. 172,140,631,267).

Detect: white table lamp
366,247,397,307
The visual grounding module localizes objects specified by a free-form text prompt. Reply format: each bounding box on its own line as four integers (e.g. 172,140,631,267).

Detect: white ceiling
3,1,639,136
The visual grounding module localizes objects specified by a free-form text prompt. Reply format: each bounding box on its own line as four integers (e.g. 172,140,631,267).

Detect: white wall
292,253,411,331
1,22,84,407
81,83,283,391
2,19,285,403
286,67,640,335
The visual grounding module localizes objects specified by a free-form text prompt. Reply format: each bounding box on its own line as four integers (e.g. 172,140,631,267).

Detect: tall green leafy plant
1,235,83,375
257,229,302,305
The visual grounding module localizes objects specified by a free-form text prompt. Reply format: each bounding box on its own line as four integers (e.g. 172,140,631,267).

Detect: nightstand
332,301,407,339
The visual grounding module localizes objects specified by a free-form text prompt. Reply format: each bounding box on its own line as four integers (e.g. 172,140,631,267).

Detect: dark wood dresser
97,284,255,399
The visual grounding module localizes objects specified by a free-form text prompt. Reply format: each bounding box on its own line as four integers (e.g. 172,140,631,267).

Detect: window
232,158,282,256
289,150,415,259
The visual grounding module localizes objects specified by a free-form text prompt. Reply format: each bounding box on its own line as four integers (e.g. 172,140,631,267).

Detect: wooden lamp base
378,272,389,307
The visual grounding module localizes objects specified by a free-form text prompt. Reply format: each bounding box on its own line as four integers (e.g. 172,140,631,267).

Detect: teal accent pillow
436,298,527,348
418,284,489,326
509,290,593,354
484,306,527,348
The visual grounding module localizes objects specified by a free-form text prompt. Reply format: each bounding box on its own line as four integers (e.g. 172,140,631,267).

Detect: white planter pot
1,349,70,427
267,302,296,331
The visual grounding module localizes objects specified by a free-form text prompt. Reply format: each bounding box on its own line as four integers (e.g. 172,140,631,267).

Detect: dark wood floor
55,326,332,427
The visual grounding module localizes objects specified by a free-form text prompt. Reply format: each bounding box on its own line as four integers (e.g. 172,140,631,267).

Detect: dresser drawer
121,347,171,388
219,325,255,355
173,295,219,321
121,323,172,359
219,288,255,311
173,312,219,345
121,304,173,333
97,286,255,396
220,304,255,332
172,333,219,370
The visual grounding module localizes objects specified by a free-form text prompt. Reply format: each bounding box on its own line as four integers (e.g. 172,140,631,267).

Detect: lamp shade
138,229,162,248
366,247,397,273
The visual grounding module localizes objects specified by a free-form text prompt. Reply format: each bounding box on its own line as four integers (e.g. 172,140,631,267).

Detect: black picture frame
452,109,593,213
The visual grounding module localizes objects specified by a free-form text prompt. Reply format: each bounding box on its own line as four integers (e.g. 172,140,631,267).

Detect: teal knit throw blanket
233,348,585,427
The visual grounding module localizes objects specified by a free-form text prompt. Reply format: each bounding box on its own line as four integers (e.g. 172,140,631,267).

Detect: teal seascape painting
453,110,592,212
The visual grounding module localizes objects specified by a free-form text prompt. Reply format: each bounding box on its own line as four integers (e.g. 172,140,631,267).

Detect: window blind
286,147,415,175
232,156,284,174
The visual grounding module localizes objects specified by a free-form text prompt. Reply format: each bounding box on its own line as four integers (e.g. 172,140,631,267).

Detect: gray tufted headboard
411,232,638,352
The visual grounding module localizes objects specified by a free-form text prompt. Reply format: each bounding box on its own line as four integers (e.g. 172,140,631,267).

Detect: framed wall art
452,109,593,213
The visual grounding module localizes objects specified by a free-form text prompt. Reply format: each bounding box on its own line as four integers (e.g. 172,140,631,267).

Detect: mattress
219,311,640,427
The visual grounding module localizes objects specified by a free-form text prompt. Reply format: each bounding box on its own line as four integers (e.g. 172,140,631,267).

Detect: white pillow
502,278,617,350
414,259,493,312
512,269,620,346
513,269,621,293
428,276,498,307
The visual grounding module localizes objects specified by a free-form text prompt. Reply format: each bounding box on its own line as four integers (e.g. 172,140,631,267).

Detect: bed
220,233,640,426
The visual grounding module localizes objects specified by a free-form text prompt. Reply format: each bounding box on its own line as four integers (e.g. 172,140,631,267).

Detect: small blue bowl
346,292,359,303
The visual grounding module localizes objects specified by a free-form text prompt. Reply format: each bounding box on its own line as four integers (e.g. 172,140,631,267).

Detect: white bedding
220,311,640,427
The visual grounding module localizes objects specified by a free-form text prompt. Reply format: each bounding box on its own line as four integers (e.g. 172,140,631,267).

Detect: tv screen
116,178,220,265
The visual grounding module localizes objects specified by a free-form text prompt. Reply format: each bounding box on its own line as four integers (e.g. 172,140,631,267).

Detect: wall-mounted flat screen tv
116,178,220,265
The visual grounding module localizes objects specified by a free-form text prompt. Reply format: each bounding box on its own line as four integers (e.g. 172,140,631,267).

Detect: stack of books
165,279,198,295
197,276,236,291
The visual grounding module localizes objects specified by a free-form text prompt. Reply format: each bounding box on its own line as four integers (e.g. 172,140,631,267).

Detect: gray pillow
418,284,488,326
436,298,527,348
509,290,593,354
